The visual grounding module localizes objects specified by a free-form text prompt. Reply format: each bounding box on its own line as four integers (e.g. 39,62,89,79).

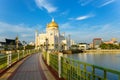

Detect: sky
0,0,120,43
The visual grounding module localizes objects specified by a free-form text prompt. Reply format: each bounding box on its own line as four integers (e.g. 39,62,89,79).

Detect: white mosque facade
35,18,75,51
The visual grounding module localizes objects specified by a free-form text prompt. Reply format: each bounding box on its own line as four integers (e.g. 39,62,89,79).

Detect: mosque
35,18,75,51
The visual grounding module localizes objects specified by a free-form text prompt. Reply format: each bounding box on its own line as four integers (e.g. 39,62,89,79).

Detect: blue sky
0,0,120,43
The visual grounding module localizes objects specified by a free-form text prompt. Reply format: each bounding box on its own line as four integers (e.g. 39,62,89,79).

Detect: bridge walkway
0,53,56,80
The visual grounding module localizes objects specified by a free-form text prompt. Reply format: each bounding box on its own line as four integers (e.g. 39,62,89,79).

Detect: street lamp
45,38,48,52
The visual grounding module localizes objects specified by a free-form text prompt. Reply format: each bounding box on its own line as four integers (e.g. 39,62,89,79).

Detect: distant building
104,38,118,45
71,40,76,45
78,43,89,50
29,42,35,46
93,38,102,49
89,43,94,49
0,42,6,50
0,37,22,50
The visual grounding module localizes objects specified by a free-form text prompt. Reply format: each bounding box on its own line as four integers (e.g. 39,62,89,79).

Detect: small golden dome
47,18,58,28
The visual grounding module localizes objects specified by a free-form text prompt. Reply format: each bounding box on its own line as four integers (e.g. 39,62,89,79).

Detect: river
64,53,120,71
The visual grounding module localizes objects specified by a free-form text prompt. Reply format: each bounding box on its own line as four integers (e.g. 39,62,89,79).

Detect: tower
35,30,38,49
68,34,71,49
15,36,19,50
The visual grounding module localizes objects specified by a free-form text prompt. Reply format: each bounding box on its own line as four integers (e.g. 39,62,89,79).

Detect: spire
52,18,54,22
16,34,19,40
35,30,38,33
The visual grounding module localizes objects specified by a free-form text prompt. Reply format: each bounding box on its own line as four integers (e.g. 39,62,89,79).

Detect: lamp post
45,38,48,52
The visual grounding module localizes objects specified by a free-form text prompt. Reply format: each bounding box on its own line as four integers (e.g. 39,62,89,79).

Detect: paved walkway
1,53,56,80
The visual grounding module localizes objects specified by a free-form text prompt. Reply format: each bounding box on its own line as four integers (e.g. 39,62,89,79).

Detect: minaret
52,18,54,22
15,36,19,50
68,34,71,49
35,30,38,49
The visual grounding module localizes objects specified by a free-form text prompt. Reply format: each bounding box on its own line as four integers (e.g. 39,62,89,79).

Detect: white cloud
1,21,119,43
60,23,74,30
59,22,120,43
0,21,43,42
79,0,94,6
76,15,90,20
99,0,115,7
60,10,69,16
69,14,95,21
35,0,57,13
76,14,95,20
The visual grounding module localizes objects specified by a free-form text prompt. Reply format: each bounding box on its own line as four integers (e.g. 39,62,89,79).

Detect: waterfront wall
84,49,120,53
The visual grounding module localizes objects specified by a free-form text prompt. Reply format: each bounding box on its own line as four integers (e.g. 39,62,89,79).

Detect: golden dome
47,18,58,28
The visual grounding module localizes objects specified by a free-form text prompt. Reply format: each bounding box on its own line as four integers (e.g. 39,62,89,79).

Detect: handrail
61,57,120,80
0,49,39,72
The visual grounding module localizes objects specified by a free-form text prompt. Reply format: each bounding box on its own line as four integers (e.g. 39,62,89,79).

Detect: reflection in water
64,53,120,71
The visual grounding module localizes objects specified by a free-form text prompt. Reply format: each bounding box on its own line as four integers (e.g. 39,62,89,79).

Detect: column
58,52,63,78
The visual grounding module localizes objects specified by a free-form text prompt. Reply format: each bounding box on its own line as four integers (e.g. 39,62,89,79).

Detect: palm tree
22,41,27,50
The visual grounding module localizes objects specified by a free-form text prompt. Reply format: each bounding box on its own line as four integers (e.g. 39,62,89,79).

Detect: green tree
25,45,35,49
100,43,119,49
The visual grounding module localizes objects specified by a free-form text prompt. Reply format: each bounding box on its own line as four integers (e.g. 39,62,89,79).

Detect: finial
16,34,19,40
52,18,54,22
35,30,38,33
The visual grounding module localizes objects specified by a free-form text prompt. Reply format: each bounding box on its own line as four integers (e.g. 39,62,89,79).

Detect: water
64,53,120,71
64,53,120,80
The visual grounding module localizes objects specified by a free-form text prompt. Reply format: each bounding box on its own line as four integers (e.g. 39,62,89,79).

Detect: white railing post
47,51,50,66
26,50,28,55
58,52,63,78
7,51,9,67
7,51,12,67
27,50,29,55
22,50,24,57
28,50,30,55
9,51,12,66
29,50,30,54
17,50,19,60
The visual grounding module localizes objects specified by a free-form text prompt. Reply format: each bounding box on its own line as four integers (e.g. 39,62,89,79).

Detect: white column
35,30,38,49
9,51,12,66
29,50,30,54
58,52,63,78
17,50,19,60
7,51,12,67
47,51,50,65
22,50,24,57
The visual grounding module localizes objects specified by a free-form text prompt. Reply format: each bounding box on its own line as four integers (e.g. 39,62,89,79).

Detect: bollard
58,52,63,78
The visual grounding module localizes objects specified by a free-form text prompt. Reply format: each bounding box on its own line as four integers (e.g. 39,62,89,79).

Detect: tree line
100,43,120,49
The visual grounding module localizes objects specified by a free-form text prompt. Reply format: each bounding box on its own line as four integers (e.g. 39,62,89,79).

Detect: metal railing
43,52,120,80
0,55,7,70
49,54,58,72
43,52,47,61
0,49,38,72
61,57,120,80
